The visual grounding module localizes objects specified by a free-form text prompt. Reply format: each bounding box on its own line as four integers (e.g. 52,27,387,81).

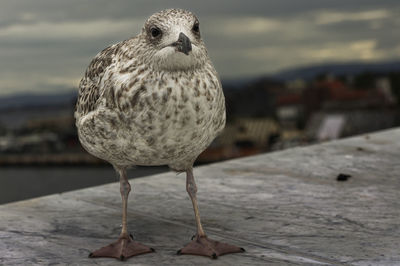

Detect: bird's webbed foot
89,234,154,261
177,235,245,259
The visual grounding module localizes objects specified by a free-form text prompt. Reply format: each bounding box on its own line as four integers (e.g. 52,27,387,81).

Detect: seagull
75,8,244,260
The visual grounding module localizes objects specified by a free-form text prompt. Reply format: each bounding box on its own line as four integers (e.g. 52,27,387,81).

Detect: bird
75,8,244,260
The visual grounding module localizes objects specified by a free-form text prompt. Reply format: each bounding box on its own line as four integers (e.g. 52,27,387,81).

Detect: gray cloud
0,0,399,95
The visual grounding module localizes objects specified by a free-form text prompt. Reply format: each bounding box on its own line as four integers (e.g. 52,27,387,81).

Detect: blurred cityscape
0,61,399,166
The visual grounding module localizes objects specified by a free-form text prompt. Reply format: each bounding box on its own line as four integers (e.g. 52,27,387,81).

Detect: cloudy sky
1,0,399,96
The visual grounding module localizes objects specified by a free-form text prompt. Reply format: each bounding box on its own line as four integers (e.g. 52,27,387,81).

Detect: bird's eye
192,22,200,33
150,26,162,38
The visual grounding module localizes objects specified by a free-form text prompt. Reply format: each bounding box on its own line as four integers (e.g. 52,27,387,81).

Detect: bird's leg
177,168,245,259
89,168,154,261
186,167,206,237
120,169,131,238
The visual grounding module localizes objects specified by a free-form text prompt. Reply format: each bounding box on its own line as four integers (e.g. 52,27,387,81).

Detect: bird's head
138,9,209,72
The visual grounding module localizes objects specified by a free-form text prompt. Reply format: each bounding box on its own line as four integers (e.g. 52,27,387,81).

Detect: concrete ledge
1,128,400,265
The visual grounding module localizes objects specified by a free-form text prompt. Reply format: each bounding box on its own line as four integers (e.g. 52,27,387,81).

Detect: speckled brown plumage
75,9,225,171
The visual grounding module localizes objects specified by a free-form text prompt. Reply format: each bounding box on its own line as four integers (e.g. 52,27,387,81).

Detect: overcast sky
1,0,399,96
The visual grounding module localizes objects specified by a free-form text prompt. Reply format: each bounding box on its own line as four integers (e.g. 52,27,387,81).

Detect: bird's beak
171,32,192,55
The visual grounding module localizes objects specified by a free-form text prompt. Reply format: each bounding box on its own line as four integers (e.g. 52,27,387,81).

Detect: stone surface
1,128,400,265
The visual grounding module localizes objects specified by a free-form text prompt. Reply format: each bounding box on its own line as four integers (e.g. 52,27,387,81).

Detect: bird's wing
75,42,123,117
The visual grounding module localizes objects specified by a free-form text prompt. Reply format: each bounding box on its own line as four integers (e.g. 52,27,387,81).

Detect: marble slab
1,128,400,265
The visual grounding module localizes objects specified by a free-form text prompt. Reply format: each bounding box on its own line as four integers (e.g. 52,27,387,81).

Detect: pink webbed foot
89,234,154,261
177,235,245,259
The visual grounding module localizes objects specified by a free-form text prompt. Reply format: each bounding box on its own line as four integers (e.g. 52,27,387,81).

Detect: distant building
276,92,304,129
304,77,399,140
274,76,400,141
375,77,396,105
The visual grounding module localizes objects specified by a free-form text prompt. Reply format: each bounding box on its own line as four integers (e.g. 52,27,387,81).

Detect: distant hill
272,60,400,81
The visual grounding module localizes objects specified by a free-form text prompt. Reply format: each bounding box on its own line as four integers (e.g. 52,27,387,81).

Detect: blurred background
1,0,399,203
